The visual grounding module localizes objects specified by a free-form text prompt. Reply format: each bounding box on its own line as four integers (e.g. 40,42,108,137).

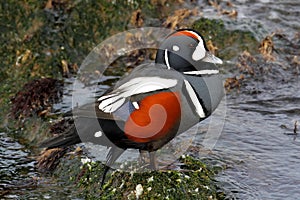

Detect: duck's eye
172,45,180,51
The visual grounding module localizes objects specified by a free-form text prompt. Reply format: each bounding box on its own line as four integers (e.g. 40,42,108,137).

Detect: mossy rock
54,155,225,199
0,0,162,131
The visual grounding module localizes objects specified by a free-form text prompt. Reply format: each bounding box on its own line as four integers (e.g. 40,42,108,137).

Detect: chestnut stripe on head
171,30,201,42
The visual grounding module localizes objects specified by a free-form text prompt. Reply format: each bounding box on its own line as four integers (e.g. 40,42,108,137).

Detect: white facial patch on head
192,39,206,61
172,45,180,51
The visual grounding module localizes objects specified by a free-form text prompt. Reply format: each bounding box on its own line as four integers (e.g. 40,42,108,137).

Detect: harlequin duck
40,29,224,185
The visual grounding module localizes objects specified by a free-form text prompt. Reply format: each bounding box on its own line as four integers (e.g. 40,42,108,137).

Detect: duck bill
201,52,223,64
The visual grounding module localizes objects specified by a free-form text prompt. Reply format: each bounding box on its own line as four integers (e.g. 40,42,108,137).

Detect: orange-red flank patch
124,91,181,143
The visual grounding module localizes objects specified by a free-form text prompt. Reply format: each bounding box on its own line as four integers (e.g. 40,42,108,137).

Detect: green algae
0,0,164,133
54,154,225,200
0,0,176,123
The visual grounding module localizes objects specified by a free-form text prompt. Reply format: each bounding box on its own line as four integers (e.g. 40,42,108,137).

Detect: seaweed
10,78,63,119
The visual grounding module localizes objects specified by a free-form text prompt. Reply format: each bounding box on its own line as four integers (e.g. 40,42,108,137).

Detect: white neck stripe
164,49,171,69
184,70,219,75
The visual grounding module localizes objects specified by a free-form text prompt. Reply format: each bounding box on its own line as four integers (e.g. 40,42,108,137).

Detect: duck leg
100,147,125,187
149,151,158,170
139,150,148,166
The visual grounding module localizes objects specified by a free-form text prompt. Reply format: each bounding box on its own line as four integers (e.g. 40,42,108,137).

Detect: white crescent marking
192,42,206,61
184,80,205,118
164,49,171,69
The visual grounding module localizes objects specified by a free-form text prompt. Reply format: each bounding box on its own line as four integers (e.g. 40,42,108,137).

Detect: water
0,132,81,199
233,0,300,39
198,0,300,199
0,132,36,197
1,0,300,199
212,82,300,199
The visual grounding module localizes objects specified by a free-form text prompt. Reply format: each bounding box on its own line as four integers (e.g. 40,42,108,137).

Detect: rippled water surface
0,132,81,199
199,0,300,199
0,132,36,195
210,81,300,199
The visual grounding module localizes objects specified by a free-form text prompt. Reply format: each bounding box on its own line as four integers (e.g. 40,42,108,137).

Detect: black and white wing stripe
98,77,178,113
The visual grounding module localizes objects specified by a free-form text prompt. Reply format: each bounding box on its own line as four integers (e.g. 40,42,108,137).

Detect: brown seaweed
10,78,63,119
